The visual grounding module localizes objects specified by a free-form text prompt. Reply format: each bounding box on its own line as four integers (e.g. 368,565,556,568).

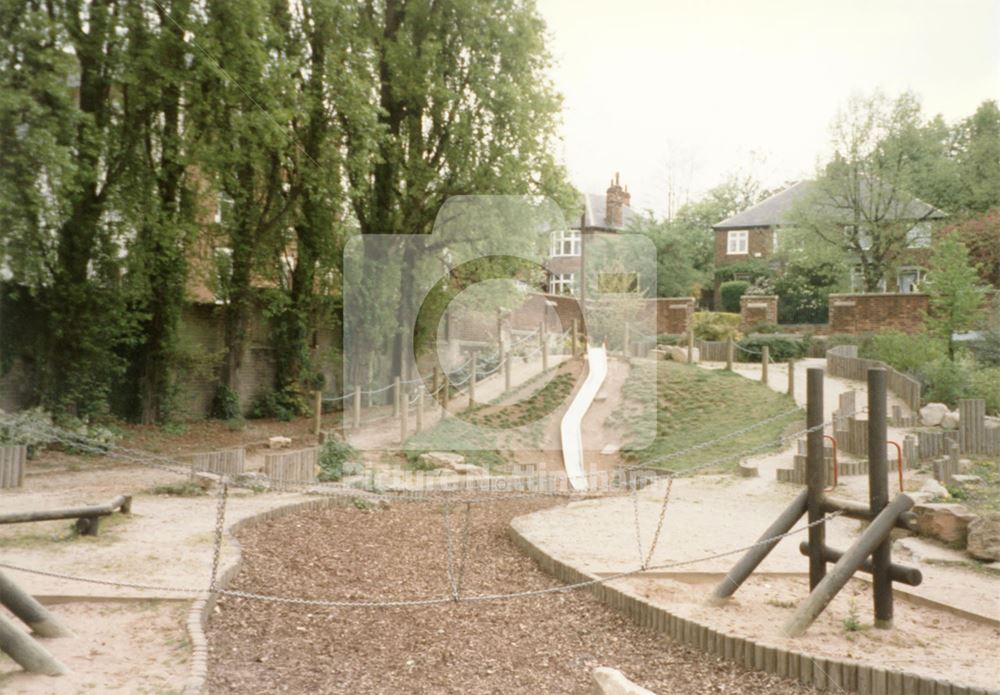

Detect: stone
601,443,621,455
341,461,366,477
663,345,699,363
951,474,982,485
919,478,950,499
235,472,271,489
967,512,1000,561
268,436,292,449
912,503,978,546
417,451,466,470
984,415,1000,429
451,463,486,476
591,667,657,695
940,410,960,430
919,403,949,427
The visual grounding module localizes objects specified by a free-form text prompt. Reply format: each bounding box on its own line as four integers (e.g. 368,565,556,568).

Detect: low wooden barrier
264,448,319,485
0,445,27,489
826,345,921,412
0,494,131,536
188,448,245,477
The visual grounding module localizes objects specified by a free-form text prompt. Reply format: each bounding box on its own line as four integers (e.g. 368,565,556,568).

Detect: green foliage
843,599,863,632
318,437,360,482
0,407,54,453
917,358,973,408
715,259,774,285
738,335,810,363
210,386,241,421
151,482,208,498
969,367,1000,416
924,233,989,359
859,331,947,374
773,260,842,324
719,282,750,313
692,312,742,341
969,296,1000,367
247,390,307,422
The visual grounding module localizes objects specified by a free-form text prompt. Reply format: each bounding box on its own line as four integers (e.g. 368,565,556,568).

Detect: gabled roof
577,192,640,231
713,180,946,230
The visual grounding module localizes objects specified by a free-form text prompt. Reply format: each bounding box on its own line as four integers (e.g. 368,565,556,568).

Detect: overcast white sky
536,0,1000,218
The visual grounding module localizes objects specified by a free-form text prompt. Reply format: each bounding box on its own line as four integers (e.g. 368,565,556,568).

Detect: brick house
546,172,639,299
712,180,946,301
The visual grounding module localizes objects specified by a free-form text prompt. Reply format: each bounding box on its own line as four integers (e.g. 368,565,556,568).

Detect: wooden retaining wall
0,444,26,489
263,448,319,485
188,448,245,478
826,345,921,412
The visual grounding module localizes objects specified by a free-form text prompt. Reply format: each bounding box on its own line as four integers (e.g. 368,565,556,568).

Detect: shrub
750,322,781,334
692,311,742,341
247,389,306,421
719,281,750,313
969,296,1000,367
210,385,241,420
0,407,54,452
969,367,1000,415
917,357,972,408
737,334,810,363
860,331,947,374
655,334,682,346
318,437,360,482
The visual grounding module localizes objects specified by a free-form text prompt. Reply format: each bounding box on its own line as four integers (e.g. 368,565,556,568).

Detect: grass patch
149,481,208,497
618,361,802,473
948,458,1000,515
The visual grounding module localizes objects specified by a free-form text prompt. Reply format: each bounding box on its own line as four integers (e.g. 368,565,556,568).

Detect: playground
1,332,999,694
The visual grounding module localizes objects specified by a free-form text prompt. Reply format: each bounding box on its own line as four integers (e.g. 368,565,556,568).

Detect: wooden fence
0,445,26,489
188,448,246,477
826,345,921,412
264,448,319,485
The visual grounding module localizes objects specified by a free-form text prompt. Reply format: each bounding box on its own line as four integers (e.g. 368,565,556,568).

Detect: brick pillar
739,295,777,332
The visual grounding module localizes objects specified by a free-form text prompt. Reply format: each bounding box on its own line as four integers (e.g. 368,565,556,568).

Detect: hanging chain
209,480,229,592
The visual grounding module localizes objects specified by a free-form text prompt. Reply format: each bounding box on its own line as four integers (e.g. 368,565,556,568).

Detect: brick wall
828,293,929,334
739,295,778,330
713,227,773,268
651,297,695,335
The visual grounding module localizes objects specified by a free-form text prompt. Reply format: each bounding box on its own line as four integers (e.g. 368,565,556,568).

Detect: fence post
867,367,893,629
497,308,505,377
787,359,796,397
761,345,769,386
469,351,478,406
572,319,579,357
807,367,826,591
623,321,630,357
505,352,513,391
0,613,68,675
726,338,734,370
353,386,361,429
687,329,694,364
432,367,441,403
393,376,400,417
416,388,424,434
313,390,323,437
400,387,409,443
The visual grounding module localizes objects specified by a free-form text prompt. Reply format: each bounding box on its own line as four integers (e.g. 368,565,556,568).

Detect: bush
247,389,307,421
917,357,972,408
318,437,360,482
719,281,750,313
737,334,810,363
692,311,742,341
656,334,682,346
210,385,241,420
970,367,1000,415
860,331,947,374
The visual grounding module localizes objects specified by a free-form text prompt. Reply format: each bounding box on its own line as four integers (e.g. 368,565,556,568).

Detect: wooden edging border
507,523,999,695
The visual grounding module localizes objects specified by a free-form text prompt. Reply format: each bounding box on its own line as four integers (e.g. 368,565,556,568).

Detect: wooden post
687,329,694,364
432,367,441,403
709,490,808,604
0,571,73,638
807,367,826,591
542,336,549,370
783,494,913,637
787,359,796,397
400,388,409,443
353,386,361,429
497,309,505,376
867,367,892,629
313,390,322,437
726,338,734,370
623,321,631,357
469,351,478,406
761,345,769,385
571,319,579,357
0,613,68,675
505,352,513,391
392,376,400,417
416,388,424,434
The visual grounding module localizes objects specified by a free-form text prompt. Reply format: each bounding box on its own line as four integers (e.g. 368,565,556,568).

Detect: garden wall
737,293,930,336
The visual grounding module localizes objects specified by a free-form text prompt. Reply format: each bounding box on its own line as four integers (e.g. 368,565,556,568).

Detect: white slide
560,345,608,491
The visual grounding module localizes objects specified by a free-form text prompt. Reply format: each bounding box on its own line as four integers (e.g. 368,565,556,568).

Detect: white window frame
897,266,925,293
548,272,576,295
550,229,581,257
726,230,748,255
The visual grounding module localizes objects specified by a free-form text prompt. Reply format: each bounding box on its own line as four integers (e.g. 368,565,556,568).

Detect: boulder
268,435,292,449
912,503,978,546
592,667,657,695
940,410,960,430
235,471,271,489
663,345,698,363
967,513,1000,561
417,451,466,470
920,403,949,427
451,462,486,476
985,415,1000,429
919,478,950,499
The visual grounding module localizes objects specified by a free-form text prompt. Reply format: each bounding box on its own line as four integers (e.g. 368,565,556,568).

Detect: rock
451,463,486,476
984,416,1000,429
341,461,366,477
940,410,960,430
417,451,466,470
235,472,271,489
193,472,221,490
268,435,292,449
663,345,698,363
919,478,950,499
951,474,982,485
912,503,978,546
967,513,1000,561
920,402,949,427
592,667,657,695
601,443,621,455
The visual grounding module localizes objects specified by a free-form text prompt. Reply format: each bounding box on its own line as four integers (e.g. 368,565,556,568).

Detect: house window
214,193,234,225
727,230,748,255
549,272,576,295
550,229,581,257
897,267,925,293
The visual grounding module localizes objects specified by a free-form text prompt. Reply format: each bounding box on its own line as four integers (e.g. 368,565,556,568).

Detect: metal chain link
209,481,229,592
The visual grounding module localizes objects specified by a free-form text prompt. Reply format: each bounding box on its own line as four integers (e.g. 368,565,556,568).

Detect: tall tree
924,232,989,360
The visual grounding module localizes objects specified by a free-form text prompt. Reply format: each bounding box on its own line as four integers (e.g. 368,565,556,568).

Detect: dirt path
205,498,817,695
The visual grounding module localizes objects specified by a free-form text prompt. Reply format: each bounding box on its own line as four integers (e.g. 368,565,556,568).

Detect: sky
535,0,1000,219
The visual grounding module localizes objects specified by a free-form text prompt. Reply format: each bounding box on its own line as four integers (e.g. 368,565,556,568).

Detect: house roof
577,193,640,231
713,180,946,230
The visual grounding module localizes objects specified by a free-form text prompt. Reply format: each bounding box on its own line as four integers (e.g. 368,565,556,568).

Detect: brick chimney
605,172,631,227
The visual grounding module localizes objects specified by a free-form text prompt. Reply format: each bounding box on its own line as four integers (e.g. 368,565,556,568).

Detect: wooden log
353,386,362,429
0,495,131,526
709,489,808,603
807,368,826,590
0,445,27,489
726,338,734,369
392,376,400,417
571,319,579,357
415,388,424,434
469,351,478,406
868,368,893,628
504,352,513,391
787,359,795,397
821,496,917,532
0,612,68,675
797,542,923,586
0,571,73,638
313,390,322,437
783,494,914,637
761,345,769,385
687,329,695,364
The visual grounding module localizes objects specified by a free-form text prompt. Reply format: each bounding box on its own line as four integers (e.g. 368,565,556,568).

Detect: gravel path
206,498,816,694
